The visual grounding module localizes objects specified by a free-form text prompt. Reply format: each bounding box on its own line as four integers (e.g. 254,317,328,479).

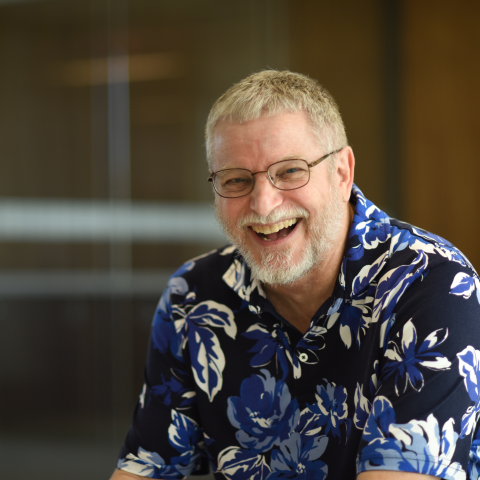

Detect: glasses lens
214,169,254,197
268,159,310,190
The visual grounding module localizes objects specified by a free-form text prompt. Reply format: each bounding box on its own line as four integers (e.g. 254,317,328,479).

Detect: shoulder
158,244,248,311
349,184,476,278
345,210,479,348
388,218,476,274
165,245,238,293
376,219,480,351
175,244,239,282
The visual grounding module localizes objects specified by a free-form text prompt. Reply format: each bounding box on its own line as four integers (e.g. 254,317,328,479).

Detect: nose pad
249,173,283,217
266,171,276,188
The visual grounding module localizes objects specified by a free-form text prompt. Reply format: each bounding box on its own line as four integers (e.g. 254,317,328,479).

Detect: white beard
215,182,346,286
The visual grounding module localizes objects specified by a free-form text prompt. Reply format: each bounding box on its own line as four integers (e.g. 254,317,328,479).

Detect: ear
334,146,355,202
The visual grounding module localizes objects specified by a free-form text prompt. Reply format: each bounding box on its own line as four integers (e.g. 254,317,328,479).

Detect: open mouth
250,218,299,241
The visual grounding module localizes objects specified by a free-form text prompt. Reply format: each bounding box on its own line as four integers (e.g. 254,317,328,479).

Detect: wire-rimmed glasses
208,148,342,198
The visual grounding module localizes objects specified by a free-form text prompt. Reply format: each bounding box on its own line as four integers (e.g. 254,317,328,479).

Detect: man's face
211,111,347,286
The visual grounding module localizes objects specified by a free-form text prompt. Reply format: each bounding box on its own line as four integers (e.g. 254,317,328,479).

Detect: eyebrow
279,154,308,161
215,154,309,172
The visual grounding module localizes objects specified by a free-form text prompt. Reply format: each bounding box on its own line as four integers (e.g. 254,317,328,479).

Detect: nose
249,172,283,217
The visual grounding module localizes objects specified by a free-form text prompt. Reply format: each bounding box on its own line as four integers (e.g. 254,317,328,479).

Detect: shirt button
298,352,308,362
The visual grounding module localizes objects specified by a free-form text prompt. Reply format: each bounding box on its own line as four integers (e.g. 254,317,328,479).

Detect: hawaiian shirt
117,184,480,479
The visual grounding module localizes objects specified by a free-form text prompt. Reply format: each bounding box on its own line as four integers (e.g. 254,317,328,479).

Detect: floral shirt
118,184,480,479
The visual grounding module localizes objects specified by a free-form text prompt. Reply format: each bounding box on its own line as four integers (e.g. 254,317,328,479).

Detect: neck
263,202,354,334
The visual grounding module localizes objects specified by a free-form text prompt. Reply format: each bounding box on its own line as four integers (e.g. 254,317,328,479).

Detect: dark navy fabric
118,185,480,479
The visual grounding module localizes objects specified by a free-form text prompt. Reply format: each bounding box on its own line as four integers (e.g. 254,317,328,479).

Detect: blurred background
0,0,479,478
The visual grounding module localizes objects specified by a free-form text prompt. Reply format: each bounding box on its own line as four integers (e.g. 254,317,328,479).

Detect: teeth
252,218,298,235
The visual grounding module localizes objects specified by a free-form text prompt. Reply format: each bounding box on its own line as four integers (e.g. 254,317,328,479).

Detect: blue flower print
410,225,475,271
171,260,195,279
347,185,390,261
243,323,292,380
391,224,473,272
361,396,395,443
168,410,205,472
117,448,185,479
372,250,430,347
217,447,271,480
450,272,480,305
154,287,237,402
157,270,195,322
383,319,451,395
307,380,351,443
223,257,265,304
220,245,237,256
390,226,443,257
152,310,185,362
297,325,328,362
267,432,328,480
350,209,389,251
410,225,450,246
457,346,480,438
293,406,326,441
359,397,465,479
187,300,237,401
227,370,299,453
150,369,196,408
326,282,377,349
354,361,380,430
152,275,194,361
469,429,480,480
117,410,205,479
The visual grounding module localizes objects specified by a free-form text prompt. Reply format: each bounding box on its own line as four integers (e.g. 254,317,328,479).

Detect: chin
216,183,346,286
248,242,317,286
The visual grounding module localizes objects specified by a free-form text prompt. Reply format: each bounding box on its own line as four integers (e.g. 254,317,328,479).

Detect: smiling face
211,111,349,286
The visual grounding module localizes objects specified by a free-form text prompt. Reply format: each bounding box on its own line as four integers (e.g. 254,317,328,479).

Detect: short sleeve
356,260,480,478
117,275,209,478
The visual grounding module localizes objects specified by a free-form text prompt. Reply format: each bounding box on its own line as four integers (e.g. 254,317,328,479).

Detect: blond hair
205,70,347,168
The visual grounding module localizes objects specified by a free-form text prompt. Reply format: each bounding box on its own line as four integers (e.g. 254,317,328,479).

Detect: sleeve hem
356,452,466,476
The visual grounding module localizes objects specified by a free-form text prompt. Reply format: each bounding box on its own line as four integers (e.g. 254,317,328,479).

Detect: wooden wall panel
403,0,480,269
289,0,386,210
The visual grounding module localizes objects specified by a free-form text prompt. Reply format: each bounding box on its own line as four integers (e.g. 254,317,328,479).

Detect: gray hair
205,70,348,169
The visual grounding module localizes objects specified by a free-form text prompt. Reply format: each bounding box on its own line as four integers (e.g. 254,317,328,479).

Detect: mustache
236,206,310,229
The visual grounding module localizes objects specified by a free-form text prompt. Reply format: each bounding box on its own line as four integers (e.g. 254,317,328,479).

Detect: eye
215,169,253,193
224,177,246,185
276,165,307,178
221,176,249,189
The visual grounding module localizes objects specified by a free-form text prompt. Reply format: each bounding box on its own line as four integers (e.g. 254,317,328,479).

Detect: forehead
211,111,321,170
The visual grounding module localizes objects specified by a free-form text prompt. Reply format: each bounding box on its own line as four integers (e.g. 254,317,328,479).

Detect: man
111,71,480,479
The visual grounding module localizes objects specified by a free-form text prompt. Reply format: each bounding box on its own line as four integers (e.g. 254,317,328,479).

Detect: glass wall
0,1,398,478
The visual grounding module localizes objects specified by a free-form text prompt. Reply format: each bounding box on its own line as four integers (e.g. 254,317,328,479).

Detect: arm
358,472,435,479
110,468,172,480
110,469,144,479
112,271,207,478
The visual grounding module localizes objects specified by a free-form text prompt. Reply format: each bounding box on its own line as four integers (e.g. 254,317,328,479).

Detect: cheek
216,200,240,228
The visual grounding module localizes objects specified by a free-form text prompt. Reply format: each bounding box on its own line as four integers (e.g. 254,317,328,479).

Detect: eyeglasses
208,148,342,198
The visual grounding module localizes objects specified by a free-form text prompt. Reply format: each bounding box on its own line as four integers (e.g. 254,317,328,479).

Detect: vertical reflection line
265,0,274,67
383,0,402,218
280,0,289,69
249,0,261,71
107,0,133,449
89,0,109,448
249,0,290,72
